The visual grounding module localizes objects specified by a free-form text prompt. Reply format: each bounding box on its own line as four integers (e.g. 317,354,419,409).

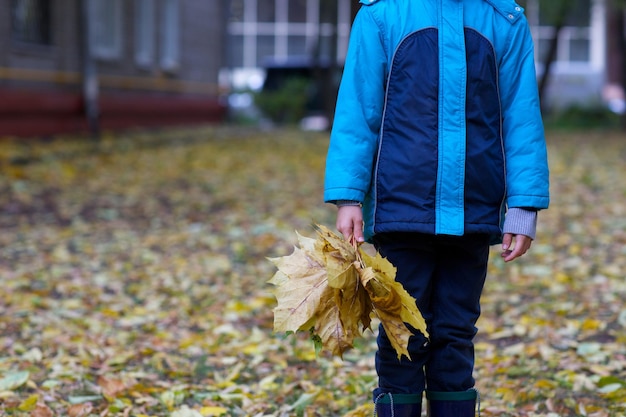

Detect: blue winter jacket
324,0,550,243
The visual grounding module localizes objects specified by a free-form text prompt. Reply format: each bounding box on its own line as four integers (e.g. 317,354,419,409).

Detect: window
229,35,245,68
10,0,51,45
522,0,592,64
257,35,275,64
90,0,123,60
229,0,244,23
288,0,308,23
226,0,352,69
135,0,156,67
258,0,275,23
288,36,307,56
160,0,180,71
569,38,590,62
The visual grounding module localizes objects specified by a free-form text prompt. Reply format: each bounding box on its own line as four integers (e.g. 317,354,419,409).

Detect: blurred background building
0,0,227,137
522,0,624,114
0,0,624,137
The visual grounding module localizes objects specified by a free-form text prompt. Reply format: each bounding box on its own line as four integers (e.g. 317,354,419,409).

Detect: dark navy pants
372,232,490,398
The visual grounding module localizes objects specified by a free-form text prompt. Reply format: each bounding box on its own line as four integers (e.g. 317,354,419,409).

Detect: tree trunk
79,0,100,140
351,2,360,22
537,0,571,114
325,1,338,128
618,9,626,129
605,0,626,128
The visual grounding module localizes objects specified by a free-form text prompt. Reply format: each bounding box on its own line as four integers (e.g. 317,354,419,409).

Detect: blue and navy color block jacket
324,0,550,243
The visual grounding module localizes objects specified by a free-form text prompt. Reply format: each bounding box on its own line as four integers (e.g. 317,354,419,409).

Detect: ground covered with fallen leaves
0,126,624,417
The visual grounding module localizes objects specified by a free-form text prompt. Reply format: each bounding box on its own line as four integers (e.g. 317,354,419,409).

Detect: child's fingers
501,234,532,262
502,233,513,251
336,206,364,241
353,219,365,242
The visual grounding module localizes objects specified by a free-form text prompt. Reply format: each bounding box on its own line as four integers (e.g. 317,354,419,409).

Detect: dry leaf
312,287,354,356
97,375,126,400
68,402,93,417
30,403,54,417
268,246,329,333
359,249,429,359
269,224,428,359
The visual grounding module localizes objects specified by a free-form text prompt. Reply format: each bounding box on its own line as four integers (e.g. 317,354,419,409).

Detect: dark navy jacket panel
464,28,506,235
375,29,439,233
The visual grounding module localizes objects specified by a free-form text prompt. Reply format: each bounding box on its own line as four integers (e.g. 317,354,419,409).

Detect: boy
324,0,550,416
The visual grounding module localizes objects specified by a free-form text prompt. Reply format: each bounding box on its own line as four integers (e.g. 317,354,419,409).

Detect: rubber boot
426,389,477,417
374,393,422,417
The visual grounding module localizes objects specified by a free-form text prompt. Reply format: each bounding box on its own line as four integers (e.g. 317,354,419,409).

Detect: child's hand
336,205,365,243
501,233,532,262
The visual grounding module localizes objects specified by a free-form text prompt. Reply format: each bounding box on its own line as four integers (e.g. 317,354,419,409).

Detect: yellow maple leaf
357,264,413,360
359,249,429,339
268,246,329,333
313,287,354,357
315,224,356,262
335,263,373,332
268,224,428,360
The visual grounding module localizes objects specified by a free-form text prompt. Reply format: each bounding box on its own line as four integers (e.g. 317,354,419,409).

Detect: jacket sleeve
324,6,387,204
498,16,550,210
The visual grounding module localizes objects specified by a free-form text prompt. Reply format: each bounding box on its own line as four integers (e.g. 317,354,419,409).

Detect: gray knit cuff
335,200,362,207
502,208,538,240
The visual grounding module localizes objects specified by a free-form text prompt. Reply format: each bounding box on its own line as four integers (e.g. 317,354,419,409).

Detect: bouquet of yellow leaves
268,224,428,360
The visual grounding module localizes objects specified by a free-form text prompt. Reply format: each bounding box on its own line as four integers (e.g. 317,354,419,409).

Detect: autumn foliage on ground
0,126,624,416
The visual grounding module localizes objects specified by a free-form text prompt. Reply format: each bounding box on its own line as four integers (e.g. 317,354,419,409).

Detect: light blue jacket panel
324,0,550,242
